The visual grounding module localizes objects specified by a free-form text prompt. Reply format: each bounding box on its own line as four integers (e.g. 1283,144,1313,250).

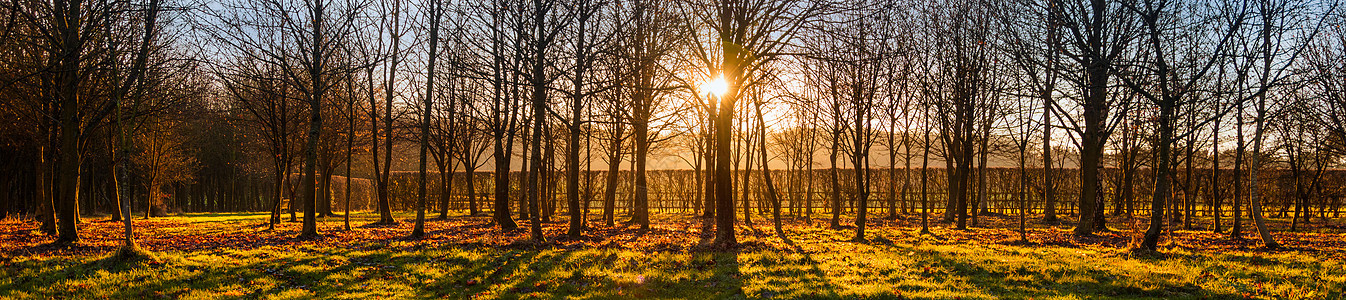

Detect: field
2,212,1344,299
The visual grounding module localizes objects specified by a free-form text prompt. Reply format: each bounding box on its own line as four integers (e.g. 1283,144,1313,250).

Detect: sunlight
700,74,728,98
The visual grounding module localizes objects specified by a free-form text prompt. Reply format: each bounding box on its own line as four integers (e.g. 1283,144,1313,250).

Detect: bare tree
112,0,166,253
410,0,444,239
559,0,615,238
679,0,826,247
921,0,998,230
1117,0,1245,250
370,0,405,226
519,0,573,242
1040,0,1138,235
1237,0,1334,249
204,0,365,237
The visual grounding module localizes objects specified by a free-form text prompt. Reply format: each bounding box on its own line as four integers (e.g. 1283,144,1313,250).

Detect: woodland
1,0,1345,298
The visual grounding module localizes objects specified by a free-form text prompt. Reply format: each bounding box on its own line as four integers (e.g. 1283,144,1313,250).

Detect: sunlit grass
1,213,1341,299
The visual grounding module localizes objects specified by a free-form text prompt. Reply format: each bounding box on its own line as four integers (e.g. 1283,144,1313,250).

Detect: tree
922,0,998,231
521,0,573,242
204,0,364,238
134,119,197,218
826,3,897,240
559,0,613,238
370,0,405,226
1036,0,1138,235
997,1,1050,239
1305,9,1346,166
432,3,472,220
411,0,444,239
1236,0,1333,249
112,0,166,253
680,0,826,247
220,63,302,230
1119,0,1330,250
594,78,629,227
1118,0,1244,250
0,0,179,243
479,0,522,232
620,0,683,232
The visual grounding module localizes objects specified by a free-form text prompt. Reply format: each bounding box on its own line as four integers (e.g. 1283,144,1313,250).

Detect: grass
1,211,1343,299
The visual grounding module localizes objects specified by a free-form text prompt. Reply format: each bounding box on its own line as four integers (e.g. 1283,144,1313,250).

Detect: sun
700,75,728,97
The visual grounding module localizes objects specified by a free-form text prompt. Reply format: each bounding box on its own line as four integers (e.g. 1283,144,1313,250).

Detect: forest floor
1,211,1343,299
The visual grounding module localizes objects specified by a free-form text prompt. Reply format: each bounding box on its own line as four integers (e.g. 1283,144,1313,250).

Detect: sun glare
701,75,728,97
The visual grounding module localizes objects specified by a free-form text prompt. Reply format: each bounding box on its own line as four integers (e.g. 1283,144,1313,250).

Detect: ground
1,211,1343,299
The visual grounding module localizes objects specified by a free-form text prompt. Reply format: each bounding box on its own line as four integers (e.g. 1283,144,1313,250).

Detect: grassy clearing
1,212,1342,299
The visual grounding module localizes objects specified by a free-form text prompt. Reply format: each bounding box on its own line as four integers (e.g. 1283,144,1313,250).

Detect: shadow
358,221,403,229
911,250,1246,299
777,229,796,248
174,212,270,218
420,249,547,298
318,212,349,218
918,229,947,241
739,242,842,298
829,224,857,230
1002,237,1039,246
0,247,364,299
7,211,1339,299
707,251,746,298
746,223,765,237
696,216,716,247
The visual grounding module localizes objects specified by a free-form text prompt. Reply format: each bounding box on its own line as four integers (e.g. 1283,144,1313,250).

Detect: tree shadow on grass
358,221,404,229
419,249,684,299
905,248,1246,299
1,248,361,298
9,243,1248,299
696,215,716,247
412,248,560,299
745,242,844,298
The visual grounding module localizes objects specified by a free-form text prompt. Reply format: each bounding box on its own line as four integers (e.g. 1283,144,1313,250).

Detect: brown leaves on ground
2,213,1343,259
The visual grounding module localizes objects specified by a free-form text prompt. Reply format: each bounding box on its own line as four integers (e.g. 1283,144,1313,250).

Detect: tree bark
411,0,441,238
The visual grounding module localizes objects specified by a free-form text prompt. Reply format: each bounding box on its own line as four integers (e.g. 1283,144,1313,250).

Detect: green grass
1,213,1342,299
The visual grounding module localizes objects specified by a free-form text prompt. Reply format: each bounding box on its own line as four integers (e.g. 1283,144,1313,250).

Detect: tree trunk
437,158,453,219
1232,101,1245,239
37,137,56,235
603,139,622,227
829,132,841,229
753,98,784,237
566,121,583,237
492,144,516,230
53,0,85,243
1141,101,1175,250
345,129,353,230
1211,118,1221,233
887,124,897,220
633,127,650,230
702,109,716,219
853,119,869,240
467,167,478,216
1183,124,1196,230
804,141,814,224
1018,142,1028,241
1075,58,1107,236
374,6,402,226
518,125,531,220
920,124,931,234
712,78,738,247
411,0,441,238
1248,102,1280,248
741,121,754,227
1042,98,1057,224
